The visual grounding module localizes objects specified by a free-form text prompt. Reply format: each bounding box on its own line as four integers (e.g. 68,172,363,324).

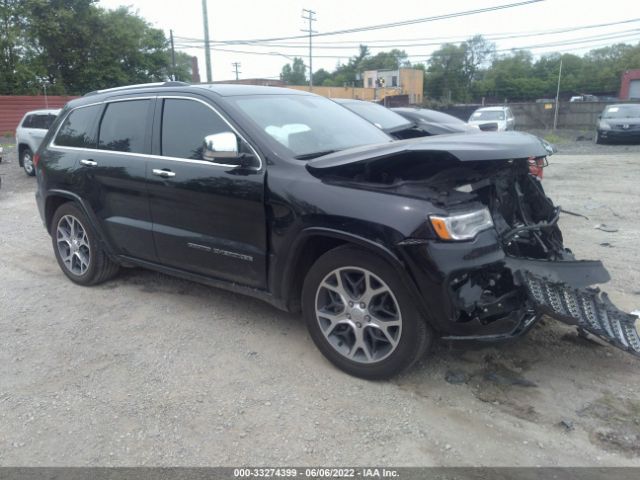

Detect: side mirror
597,114,602,120
203,132,239,161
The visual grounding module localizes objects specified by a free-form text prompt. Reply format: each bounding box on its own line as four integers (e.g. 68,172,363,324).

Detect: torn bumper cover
507,258,640,356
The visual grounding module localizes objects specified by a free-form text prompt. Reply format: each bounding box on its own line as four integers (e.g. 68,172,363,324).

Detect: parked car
331,98,427,139
335,100,551,178
0,144,3,163
35,83,638,378
468,106,515,131
391,107,480,135
595,103,640,144
570,94,598,102
16,109,60,176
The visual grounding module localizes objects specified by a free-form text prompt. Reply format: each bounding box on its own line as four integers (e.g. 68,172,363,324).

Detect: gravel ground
1,141,640,467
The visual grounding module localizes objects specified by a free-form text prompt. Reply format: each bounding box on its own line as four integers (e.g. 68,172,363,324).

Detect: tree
0,1,188,95
280,57,307,85
360,49,410,71
312,68,332,86
27,2,171,94
0,0,44,94
426,43,467,102
425,35,495,103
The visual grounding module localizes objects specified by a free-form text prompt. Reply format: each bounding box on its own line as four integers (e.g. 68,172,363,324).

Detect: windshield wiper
294,149,339,160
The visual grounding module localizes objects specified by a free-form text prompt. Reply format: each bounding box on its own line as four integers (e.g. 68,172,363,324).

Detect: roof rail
84,81,190,97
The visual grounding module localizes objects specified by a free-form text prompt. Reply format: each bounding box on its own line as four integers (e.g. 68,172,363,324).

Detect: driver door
146,96,267,288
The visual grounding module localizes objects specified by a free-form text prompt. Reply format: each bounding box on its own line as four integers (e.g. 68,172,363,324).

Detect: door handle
80,159,97,167
152,168,176,178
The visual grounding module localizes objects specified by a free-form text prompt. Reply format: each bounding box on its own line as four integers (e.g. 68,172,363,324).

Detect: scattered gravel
1,143,640,466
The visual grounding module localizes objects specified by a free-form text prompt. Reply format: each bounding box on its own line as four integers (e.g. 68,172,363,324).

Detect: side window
161,99,230,160
55,105,101,148
98,100,150,153
21,115,34,128
31,114,55,130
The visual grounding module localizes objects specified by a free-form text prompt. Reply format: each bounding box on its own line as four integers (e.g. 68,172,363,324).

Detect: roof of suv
474,106,510,112
84,81,309,98
65,82,311,111
21,109,61,117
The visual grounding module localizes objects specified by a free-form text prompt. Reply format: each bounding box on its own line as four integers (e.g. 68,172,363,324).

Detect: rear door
146,96,267,288
78,97,156,261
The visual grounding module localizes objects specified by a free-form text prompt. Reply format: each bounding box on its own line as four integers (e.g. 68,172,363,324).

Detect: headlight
599,121,611,130
429,208,494,241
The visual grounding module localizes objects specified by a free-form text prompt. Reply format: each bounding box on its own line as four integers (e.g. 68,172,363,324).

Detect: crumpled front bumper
507,257,640,356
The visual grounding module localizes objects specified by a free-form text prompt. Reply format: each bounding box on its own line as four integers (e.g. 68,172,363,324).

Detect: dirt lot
1,140,640,466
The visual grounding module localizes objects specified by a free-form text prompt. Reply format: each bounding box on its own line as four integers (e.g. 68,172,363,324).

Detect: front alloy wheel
302,246,432,379
315,267,402,363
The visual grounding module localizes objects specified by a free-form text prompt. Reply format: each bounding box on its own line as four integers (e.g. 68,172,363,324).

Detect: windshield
340,101,413,131
603,105,640,119
230,95,391,158
470,110,505,121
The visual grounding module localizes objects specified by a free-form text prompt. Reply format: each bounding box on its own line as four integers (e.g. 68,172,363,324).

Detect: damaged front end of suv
307,132,640,357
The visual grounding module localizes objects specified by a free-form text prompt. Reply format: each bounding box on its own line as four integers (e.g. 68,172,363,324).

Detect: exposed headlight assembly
430,208,494,241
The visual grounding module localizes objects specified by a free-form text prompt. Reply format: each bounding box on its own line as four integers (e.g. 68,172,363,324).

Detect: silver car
468,106,515,132
16,109,60,176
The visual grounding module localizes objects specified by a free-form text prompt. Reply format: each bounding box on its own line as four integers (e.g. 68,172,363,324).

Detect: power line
178,1,543,46
172,17,640,52
174,30,640,60
301,8,317,87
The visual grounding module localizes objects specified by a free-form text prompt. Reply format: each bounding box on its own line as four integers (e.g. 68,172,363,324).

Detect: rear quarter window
21,115,34,128
54,105,101,148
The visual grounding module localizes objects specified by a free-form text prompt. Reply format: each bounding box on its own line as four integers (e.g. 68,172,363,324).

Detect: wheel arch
278,228,430,321
44,191,116,256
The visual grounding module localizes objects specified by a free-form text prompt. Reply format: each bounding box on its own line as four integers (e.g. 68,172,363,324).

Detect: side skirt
118,255,288,312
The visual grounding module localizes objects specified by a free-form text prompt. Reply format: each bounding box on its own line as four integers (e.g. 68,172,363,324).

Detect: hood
601,116,640,125
307,131,549,171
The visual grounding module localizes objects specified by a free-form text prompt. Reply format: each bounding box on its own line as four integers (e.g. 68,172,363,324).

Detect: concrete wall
287,85,400,101
0,96,77,134
440,101,638,130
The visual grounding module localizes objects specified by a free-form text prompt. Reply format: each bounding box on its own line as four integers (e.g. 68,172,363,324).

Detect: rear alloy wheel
302,246,432,379
51,203,119,285
21,147,35,176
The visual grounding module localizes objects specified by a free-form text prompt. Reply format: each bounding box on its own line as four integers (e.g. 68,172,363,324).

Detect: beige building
287,85,399,101
362,68,424,104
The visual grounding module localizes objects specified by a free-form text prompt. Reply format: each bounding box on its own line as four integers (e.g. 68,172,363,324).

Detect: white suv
16,109,60,176
468,106,515,132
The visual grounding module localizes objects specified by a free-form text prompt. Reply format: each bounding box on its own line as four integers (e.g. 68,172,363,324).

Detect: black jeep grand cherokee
35,82,639,379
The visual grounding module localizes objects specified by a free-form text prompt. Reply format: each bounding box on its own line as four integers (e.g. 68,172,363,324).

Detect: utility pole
553,57,563,131
201,0,212,83
301,9,316,88
232,62,241,81
170,29,176,81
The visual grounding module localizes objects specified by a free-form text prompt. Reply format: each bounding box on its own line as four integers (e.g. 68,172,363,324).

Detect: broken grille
522,273,640,356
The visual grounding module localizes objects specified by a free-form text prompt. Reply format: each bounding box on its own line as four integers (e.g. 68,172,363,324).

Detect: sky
97,0,640,82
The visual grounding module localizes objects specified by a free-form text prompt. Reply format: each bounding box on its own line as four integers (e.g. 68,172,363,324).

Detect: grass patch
543,133,566,144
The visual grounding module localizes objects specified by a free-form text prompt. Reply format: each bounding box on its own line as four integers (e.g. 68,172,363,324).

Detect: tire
302,246,432,379
20,147,35,176
51,202,119,286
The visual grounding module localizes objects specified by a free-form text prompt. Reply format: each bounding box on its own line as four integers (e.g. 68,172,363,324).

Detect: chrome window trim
49,94,263,170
